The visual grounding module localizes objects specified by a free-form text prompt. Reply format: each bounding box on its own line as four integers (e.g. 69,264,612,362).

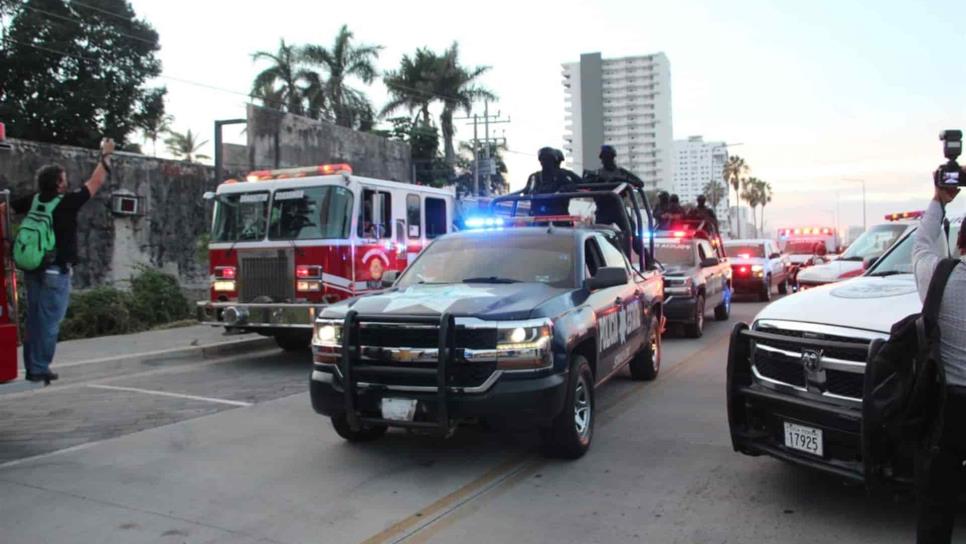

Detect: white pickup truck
727,215,961,484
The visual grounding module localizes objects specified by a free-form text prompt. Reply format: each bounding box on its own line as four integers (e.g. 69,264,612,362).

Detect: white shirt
912,199,966,386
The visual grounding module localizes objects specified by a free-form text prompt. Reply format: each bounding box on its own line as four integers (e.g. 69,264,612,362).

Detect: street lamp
842,178,867,230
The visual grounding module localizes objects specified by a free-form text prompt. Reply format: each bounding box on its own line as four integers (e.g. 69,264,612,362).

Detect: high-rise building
672,136,730,221
562,52,672,189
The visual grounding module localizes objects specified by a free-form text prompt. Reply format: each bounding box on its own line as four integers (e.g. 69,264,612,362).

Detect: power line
16,3,158,47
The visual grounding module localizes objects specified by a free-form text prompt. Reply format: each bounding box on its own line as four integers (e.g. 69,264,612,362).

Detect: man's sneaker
25,371,59,385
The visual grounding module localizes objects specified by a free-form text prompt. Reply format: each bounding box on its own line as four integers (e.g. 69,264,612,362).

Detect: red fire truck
0,190,20,383
196,164,456,350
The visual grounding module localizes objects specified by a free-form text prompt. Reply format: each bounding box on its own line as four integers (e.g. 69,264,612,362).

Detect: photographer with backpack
911,182,966,543
8,138,114,384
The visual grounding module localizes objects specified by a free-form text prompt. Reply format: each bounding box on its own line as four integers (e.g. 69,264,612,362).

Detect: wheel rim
650,328,660,372
574,376,592,439
696,298,705,329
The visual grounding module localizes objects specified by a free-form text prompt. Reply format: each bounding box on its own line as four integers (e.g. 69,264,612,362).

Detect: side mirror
701,257,720,267
381,270,399,289
584,267,627,291
862,255,879,270
769,252,781,259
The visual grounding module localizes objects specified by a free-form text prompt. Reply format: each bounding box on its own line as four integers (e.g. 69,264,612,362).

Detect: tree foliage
702,179,727,211
723,155,750,236
164,128,209,163
378,116,451,187
0,0,166,149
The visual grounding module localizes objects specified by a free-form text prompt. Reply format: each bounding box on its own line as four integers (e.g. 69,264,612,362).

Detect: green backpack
13,194,62,271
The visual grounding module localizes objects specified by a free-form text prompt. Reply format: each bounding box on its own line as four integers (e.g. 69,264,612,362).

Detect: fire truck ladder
339,310,455,434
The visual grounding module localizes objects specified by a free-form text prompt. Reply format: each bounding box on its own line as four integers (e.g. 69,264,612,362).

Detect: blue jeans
23,267,71,375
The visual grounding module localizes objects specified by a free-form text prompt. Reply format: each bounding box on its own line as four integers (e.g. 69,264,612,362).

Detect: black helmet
553,149,565,164
538,147,556,161
599,145,616,158
697,194,707,205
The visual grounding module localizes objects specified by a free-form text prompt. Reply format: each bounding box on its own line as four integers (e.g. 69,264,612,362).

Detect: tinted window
268,186,353,240
426,197,447,238
406,194,421,238
211,192,269,242
725,244,765,258
397,234,576,288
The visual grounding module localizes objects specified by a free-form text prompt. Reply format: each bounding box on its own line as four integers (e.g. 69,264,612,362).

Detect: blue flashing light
465,216,505,230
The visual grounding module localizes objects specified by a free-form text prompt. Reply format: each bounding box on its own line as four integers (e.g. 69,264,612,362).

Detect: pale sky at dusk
130,0,966,232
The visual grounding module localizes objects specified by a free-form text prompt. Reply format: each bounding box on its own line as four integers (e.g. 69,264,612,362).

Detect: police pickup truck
653,220,732,337
727,216,961,485
724,239,790,301
310,183,664,458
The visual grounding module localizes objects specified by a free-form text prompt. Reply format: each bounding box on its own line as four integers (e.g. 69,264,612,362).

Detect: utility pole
457,102,510,197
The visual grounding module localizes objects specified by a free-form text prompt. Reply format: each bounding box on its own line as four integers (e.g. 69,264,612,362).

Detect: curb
58,335,278,369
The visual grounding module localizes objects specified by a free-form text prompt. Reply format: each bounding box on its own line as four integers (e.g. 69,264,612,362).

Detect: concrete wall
246,104,411,181
0,139,215,289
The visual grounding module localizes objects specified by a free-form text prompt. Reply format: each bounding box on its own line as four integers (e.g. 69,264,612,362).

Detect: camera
936,130,964,187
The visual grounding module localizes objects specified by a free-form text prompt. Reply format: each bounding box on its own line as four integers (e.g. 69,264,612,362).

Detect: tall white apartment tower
562,52,673,190
672,135,730,221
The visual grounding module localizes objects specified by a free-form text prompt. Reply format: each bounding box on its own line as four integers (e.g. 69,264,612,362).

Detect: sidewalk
1,324,276,393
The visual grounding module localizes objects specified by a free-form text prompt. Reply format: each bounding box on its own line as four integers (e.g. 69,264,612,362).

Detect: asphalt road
0,298,949,543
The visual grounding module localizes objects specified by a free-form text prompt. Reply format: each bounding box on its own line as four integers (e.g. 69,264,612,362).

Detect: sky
129,0,966,233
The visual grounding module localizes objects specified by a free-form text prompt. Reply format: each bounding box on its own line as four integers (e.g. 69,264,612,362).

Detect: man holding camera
912,160,966,542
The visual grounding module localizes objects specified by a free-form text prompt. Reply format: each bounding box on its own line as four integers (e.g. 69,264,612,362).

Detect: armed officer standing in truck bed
523,147,582,216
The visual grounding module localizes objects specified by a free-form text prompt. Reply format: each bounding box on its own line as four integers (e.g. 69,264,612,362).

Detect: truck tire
759,278,772,302
275,330,311,352
629,318,660,381
684,294,705,338
714,288,731,321
331,414,388,442
541,356,594,459
778,277,789,295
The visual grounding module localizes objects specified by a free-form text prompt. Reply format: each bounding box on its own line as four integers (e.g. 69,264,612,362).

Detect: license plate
381,398,417,422
784,421,823,456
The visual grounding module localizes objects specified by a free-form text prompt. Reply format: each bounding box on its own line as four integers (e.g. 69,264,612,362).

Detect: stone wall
0,139,215,289
247,105,412,181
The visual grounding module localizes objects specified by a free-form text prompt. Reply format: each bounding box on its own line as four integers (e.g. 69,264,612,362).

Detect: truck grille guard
340,310,456,434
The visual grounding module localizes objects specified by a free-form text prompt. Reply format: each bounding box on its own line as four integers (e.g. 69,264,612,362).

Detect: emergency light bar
778,227,834,236
465,214,594,230
246,163,353,182
884,210,924,221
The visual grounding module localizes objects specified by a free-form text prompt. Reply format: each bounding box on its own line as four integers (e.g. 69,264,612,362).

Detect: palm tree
301,25,382,129
164,129,209,163
758,180,773,235
702,179,727,212
251,80,287,112
740,177,761,236
723,155,749,237
430,42,496,170
141,113,172,157
382,48,439,126
251,39,315,116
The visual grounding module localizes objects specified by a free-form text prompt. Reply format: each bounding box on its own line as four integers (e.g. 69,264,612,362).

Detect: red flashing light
214,266,236,279
738,266,749,274
884,210,924,221
296,265,322,279
0,121,6,141
737,253,751,259
246,163,353,182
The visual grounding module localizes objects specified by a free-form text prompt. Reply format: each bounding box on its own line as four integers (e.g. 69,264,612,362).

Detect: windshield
269,186,354,240
839,224,906,261
785,241,820,254
724,244,765,258
655,242,695,266
869,223,961,276
397,234,576,288
211,192,269,242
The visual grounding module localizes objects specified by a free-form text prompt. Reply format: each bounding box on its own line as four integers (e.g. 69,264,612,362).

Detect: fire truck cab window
359,189,392,239
211,191,269,242
406,194,421,238
425,197,447,239
269,186,353,240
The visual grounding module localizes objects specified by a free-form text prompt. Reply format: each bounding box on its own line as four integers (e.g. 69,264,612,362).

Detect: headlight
313,321,342,347
213,280,236,292
751,265,764,272
665,277,693,296
495,319,553,371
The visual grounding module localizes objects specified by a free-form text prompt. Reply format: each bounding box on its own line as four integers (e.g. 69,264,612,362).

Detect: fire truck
196,164,456,350
0,190,18,383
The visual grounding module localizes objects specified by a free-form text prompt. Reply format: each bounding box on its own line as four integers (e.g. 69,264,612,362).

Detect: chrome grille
751,320,883,403
238,252,294,303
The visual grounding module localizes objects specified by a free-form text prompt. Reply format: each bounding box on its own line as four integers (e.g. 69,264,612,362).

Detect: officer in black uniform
688,195,718,227
524,147,580,216
593,145,644,187
653,191,671,229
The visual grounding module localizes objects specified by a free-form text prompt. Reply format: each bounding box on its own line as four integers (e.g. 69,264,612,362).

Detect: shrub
127,265,191,327
60,287,139,340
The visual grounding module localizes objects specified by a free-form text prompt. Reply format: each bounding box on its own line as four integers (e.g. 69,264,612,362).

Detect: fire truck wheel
331,415,388,442
684,295,705,338
275,331,311,352
541,355,594,459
